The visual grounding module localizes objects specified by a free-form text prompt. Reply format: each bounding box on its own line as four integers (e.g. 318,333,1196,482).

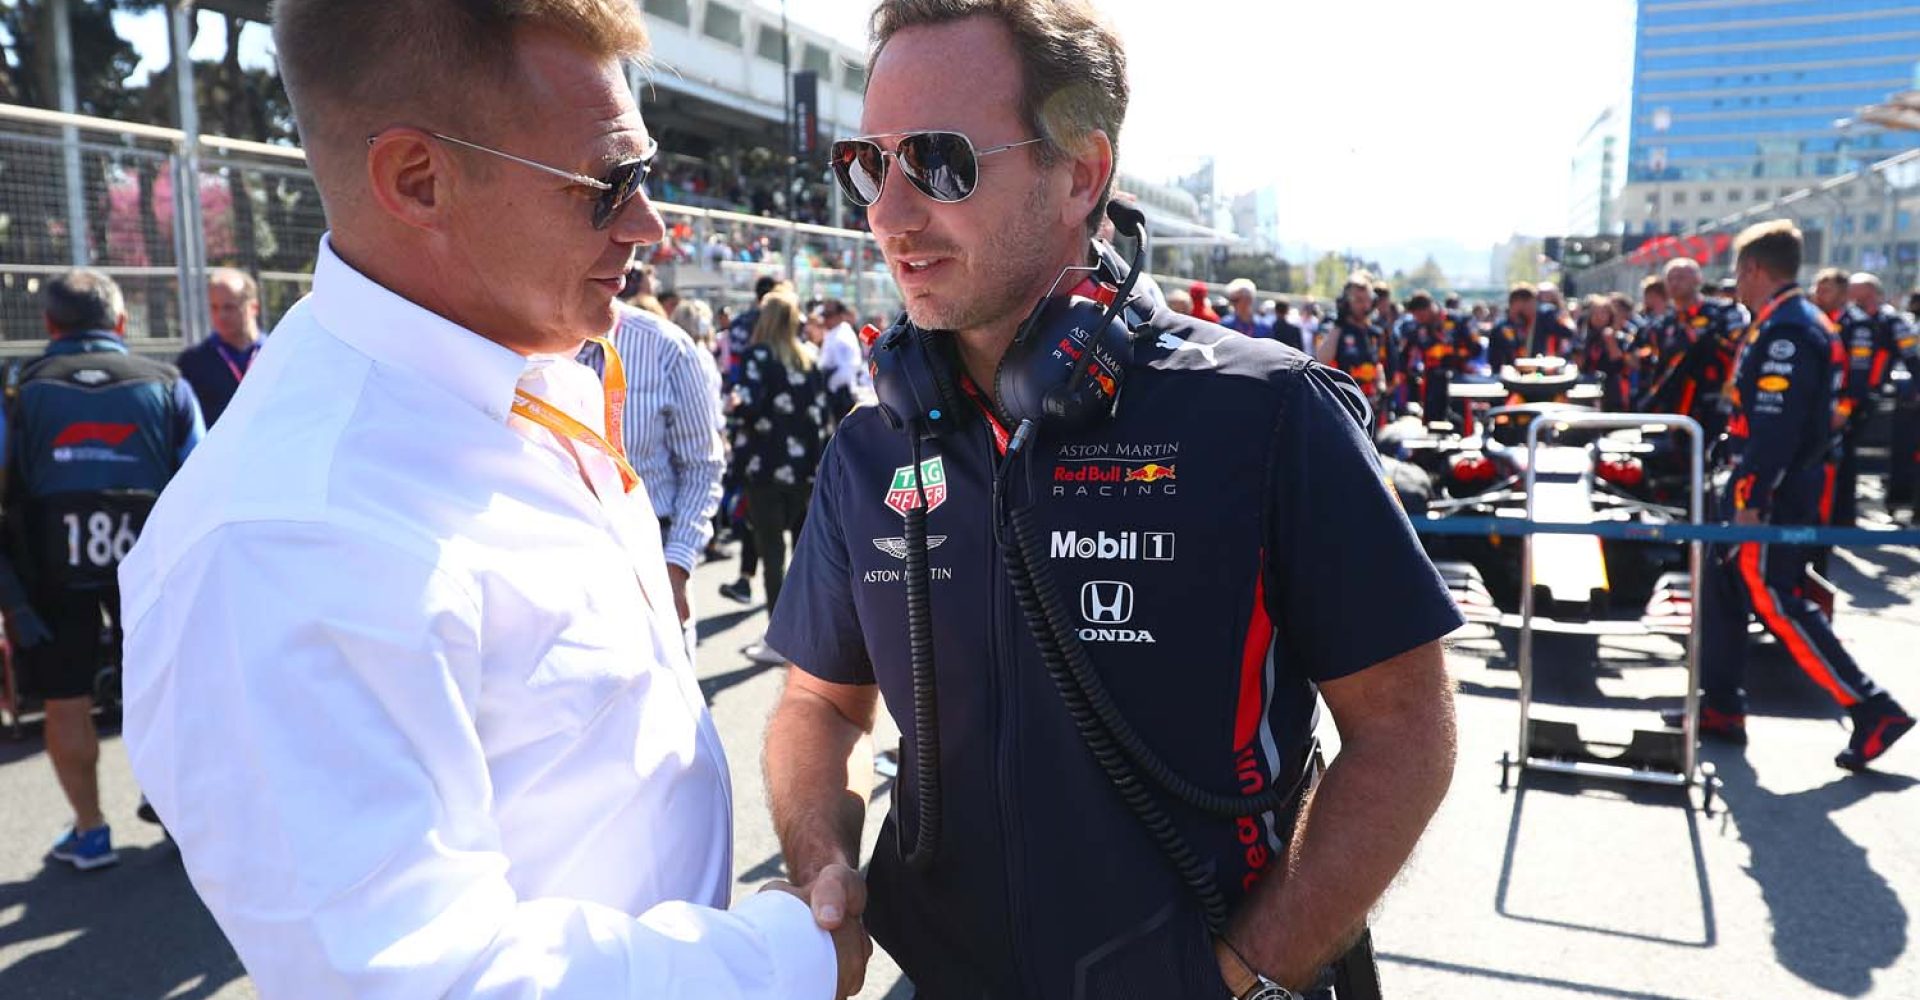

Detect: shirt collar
310,234,531,423
47,329,128,356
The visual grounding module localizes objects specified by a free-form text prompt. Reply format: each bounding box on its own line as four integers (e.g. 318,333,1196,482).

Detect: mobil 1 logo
1050,529,1175,562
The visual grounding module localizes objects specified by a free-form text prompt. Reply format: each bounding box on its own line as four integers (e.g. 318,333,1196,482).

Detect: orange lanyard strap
509,336,640,494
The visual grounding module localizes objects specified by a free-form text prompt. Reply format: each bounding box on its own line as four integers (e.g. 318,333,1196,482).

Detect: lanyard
958,373,1012,456
510,336,640,494
212,338,255,384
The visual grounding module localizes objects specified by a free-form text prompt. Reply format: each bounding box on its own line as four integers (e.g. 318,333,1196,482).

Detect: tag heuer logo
885,457,948,516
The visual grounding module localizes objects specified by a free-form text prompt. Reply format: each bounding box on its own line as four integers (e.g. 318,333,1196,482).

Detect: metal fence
0,103,915,354
0,102,1304,353
1578,147,1920,297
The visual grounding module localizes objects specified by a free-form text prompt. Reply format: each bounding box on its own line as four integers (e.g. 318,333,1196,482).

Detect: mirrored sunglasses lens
899,131,977,202
832,141,886,206
593,159,649,230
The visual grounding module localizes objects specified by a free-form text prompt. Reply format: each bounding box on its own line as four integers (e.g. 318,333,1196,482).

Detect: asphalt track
1,539,1914,998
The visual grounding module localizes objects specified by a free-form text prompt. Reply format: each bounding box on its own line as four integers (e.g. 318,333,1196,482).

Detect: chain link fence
4,103,1298,352
0,103,905,356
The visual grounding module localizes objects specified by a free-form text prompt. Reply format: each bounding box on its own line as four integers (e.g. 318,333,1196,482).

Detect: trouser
746,482,811,614
1700,539,1883,716
1417,371,1451,425
1832,425,1863,528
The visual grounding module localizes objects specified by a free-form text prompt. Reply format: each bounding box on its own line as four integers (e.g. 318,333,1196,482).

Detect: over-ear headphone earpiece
866,202,1150,440
870,316,967,438
993,202,1151,432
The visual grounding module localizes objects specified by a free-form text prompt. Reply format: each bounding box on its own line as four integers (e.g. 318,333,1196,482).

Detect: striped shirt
584,304,726,573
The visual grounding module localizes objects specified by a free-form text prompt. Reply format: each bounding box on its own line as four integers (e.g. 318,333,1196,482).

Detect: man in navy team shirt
759,3,1462,997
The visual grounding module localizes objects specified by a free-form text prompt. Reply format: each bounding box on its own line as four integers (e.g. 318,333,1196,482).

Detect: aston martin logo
872,535,948,559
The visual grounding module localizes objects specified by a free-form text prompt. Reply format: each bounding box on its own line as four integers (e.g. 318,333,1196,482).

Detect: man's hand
761,866,872,998
1735,507,1763,526
667,565,691,624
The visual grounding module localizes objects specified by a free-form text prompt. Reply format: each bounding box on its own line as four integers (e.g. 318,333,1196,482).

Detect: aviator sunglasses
367,130,657,230
830,130,1044,207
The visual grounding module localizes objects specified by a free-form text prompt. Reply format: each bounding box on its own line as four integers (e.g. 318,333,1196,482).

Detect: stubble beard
903,186,1063,335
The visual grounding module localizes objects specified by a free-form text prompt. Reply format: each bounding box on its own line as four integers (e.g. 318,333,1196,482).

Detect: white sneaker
741,638,787,665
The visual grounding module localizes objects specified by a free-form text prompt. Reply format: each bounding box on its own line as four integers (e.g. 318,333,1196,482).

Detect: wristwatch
1233,974,1298,1000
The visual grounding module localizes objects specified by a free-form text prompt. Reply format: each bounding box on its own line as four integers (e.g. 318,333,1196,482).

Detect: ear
365,130,452,233
1061,129,1114,231
113,311,128,336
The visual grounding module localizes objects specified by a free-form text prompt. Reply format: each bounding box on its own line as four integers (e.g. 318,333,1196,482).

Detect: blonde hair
1733,220,1802,279
671,298,715,343
273,0,648,206
752,291,816,373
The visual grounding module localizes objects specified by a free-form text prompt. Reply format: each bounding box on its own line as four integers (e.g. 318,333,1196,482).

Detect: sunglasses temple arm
431,132,612,190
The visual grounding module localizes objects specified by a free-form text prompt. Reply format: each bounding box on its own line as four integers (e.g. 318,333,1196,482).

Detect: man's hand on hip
761,864,872,998
667,565,691,624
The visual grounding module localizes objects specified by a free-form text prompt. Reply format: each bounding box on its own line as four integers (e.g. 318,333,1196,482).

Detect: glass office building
1628,1,1920,197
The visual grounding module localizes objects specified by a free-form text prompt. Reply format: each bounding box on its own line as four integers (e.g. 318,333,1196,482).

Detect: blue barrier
1412,516,1920,547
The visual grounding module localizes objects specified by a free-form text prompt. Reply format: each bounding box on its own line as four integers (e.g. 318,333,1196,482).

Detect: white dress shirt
817,320,872,399
118,237,834,1000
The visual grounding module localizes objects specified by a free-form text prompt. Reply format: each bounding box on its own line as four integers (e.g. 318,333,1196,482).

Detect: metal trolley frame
1496,412,1722,811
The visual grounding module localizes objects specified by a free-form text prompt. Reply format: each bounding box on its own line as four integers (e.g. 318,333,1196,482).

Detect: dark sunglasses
369,130,657,230
830,131,1043,207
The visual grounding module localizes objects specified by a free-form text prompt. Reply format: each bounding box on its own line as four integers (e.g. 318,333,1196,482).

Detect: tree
1218,251,1294,294
1308,251,1349,299
1401,254,1449,296
1506,240,1545,286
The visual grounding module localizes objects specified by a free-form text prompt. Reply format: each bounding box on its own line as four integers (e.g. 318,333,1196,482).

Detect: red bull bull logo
1125,463,1176,483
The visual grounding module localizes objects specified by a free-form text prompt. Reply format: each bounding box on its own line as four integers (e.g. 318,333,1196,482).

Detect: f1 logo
1080,580,1134,624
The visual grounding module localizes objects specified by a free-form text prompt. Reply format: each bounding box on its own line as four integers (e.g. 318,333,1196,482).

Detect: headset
869,201,1152,440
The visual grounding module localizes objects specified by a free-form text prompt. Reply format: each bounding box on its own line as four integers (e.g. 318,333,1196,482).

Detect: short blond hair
274,0,648,205
1224,278,1257,299
208,266,258,303
1733,220,1802,279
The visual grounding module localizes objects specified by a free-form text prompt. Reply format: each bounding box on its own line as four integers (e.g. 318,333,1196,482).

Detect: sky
110,0,1639,275
760,0,1639,272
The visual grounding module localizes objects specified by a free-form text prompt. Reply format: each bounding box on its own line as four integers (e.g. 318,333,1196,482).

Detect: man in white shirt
117,2,862,997
815,298,872,416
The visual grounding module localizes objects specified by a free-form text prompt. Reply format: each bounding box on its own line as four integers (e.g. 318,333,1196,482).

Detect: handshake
762,862,873,999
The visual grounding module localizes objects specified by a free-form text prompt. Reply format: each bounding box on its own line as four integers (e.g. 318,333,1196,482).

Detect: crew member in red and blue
1692,222,1911,770
1529,283,1576,358
1485,284,1534,370
1321,272,1387,415
1577,294,1635,412
1639,256,1747,439
1830,272,1920,527
1399,292,1471,425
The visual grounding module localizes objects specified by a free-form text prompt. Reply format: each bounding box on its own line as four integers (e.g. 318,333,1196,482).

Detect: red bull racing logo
1051,442,1181,499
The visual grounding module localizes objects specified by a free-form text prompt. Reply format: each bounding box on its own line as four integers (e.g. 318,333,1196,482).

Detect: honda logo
1080,580,1134,624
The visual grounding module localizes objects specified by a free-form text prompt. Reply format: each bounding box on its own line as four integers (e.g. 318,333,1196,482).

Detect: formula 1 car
1382,357,1697,633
